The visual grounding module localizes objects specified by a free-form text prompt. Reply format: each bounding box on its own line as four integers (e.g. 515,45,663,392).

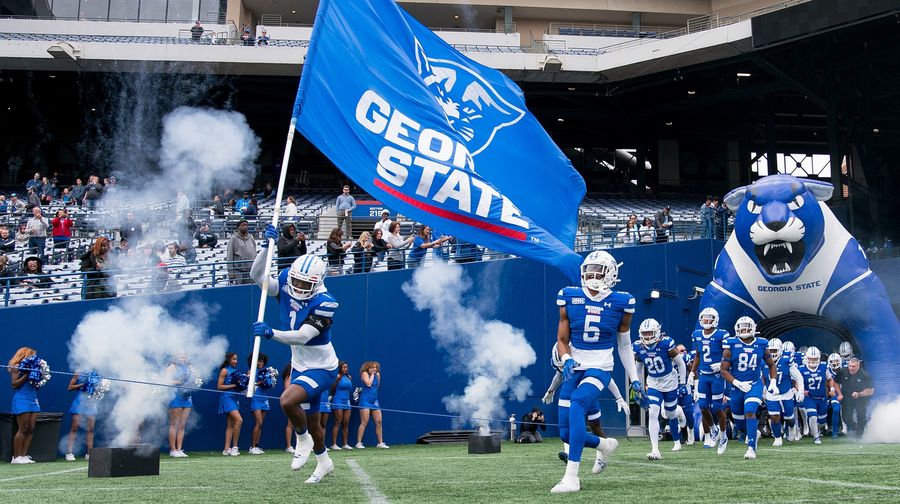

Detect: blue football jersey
633,336,676,378
278,268,337,346
772,354,797,395
557,287,635,351
691,328,729,374
722,336,769,383
792,351,805,368
799,362,832,398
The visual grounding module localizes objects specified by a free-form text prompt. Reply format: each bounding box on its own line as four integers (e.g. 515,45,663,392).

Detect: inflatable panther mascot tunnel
697,174,900,395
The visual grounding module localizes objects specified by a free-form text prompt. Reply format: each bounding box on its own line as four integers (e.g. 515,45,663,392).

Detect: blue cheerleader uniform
69,374,98,416
169,364,194,409
250,392,269,412
359,373,381,410
331,375,353,411
319,397,332,415
12,380,40,415
218,366,240,415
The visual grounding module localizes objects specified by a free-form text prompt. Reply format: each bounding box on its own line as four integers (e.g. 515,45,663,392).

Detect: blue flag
293,0,586,281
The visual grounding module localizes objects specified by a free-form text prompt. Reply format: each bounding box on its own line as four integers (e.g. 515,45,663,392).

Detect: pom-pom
258,366,279,390
186,365,204,389
225,370,249,392
20,355,51,389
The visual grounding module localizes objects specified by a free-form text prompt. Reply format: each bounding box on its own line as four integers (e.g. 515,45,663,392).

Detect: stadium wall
0,240,722,452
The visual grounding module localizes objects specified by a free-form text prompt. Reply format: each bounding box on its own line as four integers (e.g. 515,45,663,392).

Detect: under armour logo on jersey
415,38,525,158
603,302,613,308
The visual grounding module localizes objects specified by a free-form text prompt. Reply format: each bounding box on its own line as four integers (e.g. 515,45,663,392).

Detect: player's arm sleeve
547,371,564,395
634,357,644,387
788,364,804,394
617,329,638,383
675,352,687,385
250,250,278,297
271,313,333,345
607,376,623,400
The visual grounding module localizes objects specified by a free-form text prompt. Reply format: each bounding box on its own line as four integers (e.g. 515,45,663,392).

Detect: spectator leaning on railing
654,205,673,243
19,255,52,290
638,217,656,245
275,223,306,269
225,219,256,285
256,29,270,47
191,21,203,42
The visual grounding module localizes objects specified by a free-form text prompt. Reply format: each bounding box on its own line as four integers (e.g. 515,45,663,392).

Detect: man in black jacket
276,223,307,269
517,407,546,443
836,358,874,436
195,222,218,248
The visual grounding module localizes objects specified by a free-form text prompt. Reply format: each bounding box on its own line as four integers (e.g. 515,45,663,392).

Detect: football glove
692,380,700,402
252,321,274,340
732,380,752,393
631,380,649,407
794,388,804,402
677,384,688,398
615,396,628,413
767,380,780,396
264,224,279,242
542,389,555,405
562,358,579,382
710,362,722,373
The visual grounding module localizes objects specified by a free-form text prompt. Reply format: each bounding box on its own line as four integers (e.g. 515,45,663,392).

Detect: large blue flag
293,0,586,281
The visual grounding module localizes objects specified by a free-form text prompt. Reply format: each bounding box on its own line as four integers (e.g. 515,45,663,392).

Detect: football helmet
734,316,757,340
838,341,853,359
805,346,821,368
639,318,662,347
828,352,842,371
287,254,326,300
698,307,719,330
782,340,796,353
767,338,783,361
551,344,563,372
580,250,619,297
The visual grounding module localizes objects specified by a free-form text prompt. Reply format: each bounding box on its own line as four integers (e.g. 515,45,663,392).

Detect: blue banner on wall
293,0,586,281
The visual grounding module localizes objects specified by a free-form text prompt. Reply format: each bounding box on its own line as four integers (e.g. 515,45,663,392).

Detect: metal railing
549,23,676,37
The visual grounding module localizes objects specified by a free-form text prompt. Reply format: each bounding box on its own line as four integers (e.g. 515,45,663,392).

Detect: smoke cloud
402,261,536,429
862,397,900,444
67,299,229,447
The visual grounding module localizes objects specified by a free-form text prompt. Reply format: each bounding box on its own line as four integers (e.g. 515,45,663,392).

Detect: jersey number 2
583,315,602,342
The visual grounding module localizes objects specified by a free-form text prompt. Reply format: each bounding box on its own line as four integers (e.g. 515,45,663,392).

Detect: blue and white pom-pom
225,370,249,392
258,366,279,390
187,365,204,389
84,371,110,401
20,355,51,389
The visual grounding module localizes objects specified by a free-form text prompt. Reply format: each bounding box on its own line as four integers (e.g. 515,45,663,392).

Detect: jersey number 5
583,315,602,342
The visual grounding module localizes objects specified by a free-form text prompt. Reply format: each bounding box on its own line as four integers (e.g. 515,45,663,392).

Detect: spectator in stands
148,241,176,293
408,225,451,268
0,255,14,285
61,188,73,205
190,21,203,42
114,238,131,257
226,219,256,285
39,177,54,204
179,240,197,264
454,240,483,263
80,237,116,299
120,212,144,243
336,185,356,238
326,228,352,273
15,223,29,250
244,198,258,216
256,29,270,47
8,193,25,213
275,223,306,269
195,222,218,249
837,358,874,437
51,209,74,249
26,206,49,260
617,214,639,246
212,194,225,218
25,187,41,211
0,225,15,253
0,195,6,213
699,195,713,239
715,199,732,241
371,229,389,262
638,217,656,245
241,27,255,46
19,256,52,290
517,407,546,443
235,192,251,214
175,191,190,216
654,205,673,243
70,179,86,207
283,196,298,218
163,242,188,273
83,175,103,209
175,210,198,243
374,210,392,239
351,231,376,274
385,221,413,270
25,172,42,192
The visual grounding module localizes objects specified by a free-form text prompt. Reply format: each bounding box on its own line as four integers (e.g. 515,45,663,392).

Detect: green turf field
3,438,900,503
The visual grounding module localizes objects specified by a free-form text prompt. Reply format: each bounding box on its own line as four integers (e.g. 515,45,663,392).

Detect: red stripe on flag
373,178,527,241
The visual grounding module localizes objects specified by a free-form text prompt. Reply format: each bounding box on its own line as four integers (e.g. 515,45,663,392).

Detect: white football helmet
782,340,796,353
580,250,619,297
699,307,719,330
287,254,326,300
767,337,783,361
734,316,757,340
551,345,563,372
838,341,853,359
828,352,842,371
639,318,662,347
806,346,821,368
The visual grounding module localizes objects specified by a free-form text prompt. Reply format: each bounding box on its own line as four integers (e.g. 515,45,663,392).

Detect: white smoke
402,261,536,430
67,299,229,447
862,397,900,443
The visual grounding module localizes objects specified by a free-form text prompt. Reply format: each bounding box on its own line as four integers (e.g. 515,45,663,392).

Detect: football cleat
304,459,334,484
772,437,783,447
647,450,662,461
671,441,682,452
703,432,716,448
743,447,756,460
558,451,569,463
686,427,695,445
291,452,309,471
551,477,581,494
592,438,618,474
814,437,822,445
717,435,728,455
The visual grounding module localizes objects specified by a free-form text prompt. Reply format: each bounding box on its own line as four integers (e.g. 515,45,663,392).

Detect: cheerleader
166,354,193,458
65,371,98,461
319,386,332,448
330,361,353,450
282,363,294,453
216,352,243,456
248,353,270,455
8,347,40,464
356,361,388,449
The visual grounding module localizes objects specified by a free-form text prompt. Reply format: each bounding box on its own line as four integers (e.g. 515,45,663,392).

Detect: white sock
563,442,569,455
675,407,686,425
808,417,819,438
565,461,580,479
315,451,331,465
649,405,661,452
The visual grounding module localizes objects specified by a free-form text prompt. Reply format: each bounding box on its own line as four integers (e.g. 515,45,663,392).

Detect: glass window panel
79,0,108,20
139,0,165,21
108,0,138,20
166,0,197,22
50,0,79,19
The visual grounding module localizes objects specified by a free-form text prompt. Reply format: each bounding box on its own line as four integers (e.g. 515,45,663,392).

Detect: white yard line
0,467,86,483
346,459,390,504
0,486,214,492
620,460,900,492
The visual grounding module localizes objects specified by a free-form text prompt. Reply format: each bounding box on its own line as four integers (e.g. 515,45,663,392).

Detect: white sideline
620,460,900,492
0,466,86,482
346,459,390,504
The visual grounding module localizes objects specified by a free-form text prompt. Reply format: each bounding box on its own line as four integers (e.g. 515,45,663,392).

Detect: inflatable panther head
724,174,834,285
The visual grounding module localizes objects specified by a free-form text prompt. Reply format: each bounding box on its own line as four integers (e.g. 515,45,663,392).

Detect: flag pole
247,117,297,397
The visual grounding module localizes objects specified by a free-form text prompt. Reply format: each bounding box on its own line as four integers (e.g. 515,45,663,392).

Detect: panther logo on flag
414,38,525,158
